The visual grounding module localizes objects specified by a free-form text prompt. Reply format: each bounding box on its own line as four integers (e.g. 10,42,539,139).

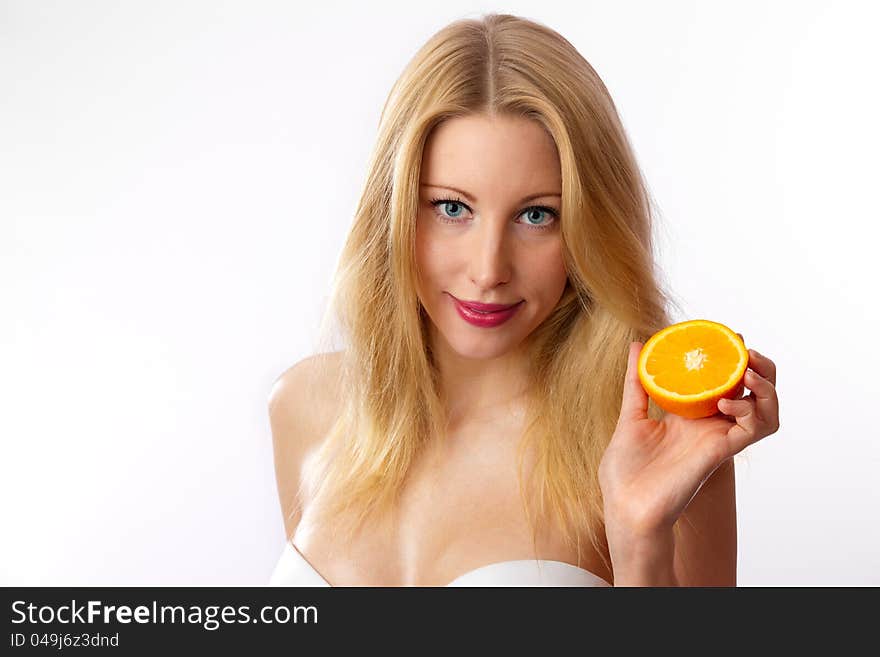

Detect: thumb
618,341,649,425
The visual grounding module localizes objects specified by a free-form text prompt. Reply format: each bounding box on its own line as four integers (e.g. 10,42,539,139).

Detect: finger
717,397,761,449
717,397,753,419
717,395,767,455
743,369,780,430
746,348,776,386
618,341,649,425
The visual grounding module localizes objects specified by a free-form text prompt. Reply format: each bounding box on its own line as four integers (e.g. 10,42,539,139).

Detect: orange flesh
643,325,742,396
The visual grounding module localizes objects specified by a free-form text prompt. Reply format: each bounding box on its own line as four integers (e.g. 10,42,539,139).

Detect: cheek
415,221,450,277
414,222,446,293
529,241,568,290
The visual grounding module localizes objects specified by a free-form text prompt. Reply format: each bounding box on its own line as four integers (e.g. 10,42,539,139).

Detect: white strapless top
269,541,612,587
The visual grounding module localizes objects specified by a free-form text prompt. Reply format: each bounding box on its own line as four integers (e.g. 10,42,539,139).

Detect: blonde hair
299,12,684,577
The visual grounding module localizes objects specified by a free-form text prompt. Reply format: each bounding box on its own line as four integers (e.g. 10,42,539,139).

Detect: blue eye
434,199,467,218
428,196,559,231
521,208,554,227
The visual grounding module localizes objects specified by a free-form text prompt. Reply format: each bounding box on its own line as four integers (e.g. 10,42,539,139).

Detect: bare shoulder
268,350,345,540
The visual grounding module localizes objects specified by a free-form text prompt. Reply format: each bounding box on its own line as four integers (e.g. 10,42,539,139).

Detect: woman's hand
598,334,780,538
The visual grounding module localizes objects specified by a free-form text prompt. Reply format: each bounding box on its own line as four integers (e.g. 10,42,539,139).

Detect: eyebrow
419,183,561,204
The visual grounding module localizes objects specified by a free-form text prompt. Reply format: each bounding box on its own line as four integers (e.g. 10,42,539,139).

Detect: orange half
637,319,749,419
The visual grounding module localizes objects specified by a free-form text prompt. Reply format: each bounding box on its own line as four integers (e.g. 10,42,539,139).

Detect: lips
448,294,524,328
455,298,523,313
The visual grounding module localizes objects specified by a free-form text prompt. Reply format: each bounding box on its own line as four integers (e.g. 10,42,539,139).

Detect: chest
292,420,610,586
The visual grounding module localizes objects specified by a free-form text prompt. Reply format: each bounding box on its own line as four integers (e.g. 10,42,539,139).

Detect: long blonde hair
299,12,683,576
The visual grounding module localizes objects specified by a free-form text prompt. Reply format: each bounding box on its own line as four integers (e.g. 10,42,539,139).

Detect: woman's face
415,113,568,361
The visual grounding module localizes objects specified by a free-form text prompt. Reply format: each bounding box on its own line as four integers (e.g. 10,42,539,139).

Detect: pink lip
449,294,524,328
455,298,522,312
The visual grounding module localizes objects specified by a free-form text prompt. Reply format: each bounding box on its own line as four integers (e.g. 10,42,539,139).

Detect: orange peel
637,319,749,419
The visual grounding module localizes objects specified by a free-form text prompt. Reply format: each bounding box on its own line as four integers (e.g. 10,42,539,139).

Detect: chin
441,329,525,361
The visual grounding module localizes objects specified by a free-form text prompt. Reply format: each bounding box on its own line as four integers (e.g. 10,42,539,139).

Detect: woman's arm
672,458,737,586
607,458,737,586
600,340,775,587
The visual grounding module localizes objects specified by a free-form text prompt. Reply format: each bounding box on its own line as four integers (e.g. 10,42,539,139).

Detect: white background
2,0,878,586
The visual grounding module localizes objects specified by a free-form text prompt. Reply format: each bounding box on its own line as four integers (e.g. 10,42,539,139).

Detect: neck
429,326,532,430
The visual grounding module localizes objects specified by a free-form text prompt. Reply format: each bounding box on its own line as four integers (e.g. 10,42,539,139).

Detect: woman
268,13,780,587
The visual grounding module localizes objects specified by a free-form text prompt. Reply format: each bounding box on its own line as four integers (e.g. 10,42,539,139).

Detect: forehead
420,114,561,193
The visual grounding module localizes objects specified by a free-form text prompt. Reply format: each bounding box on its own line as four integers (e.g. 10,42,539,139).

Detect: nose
466,216,512,291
